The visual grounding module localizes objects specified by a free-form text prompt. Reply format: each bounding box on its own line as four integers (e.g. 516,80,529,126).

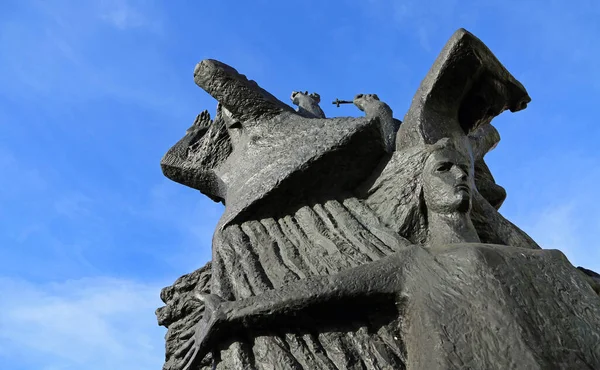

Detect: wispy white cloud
129,180,222,269
33,0,163,33
523,201,600,274
0,0,191,118
350,0,477,53
0,147,49,202
0,276,166,370
503,148,600,274
0,142,218,281
98,0,157,31
53,193,95,220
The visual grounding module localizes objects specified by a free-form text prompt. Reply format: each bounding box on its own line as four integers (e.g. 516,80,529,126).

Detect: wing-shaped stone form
396,28,531,152
390,28,539,249
163,60,393,228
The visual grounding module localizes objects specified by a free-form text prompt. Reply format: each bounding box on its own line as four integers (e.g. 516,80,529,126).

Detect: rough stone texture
290,91,326,119
157,28,600,370
395,29,531,153
182,244,600,370
578,267,600,295
157,263,214,369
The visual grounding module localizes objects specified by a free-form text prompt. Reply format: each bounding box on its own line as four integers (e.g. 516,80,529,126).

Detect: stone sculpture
291,91,325,119
156,29,600,370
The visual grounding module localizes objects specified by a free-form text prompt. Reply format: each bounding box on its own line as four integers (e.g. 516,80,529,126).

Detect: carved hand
174,293,226,370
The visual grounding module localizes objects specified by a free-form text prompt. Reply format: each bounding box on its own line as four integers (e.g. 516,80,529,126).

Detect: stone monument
156,29,600,370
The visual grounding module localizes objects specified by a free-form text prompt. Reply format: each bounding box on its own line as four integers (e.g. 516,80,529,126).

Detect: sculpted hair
364,138,463,244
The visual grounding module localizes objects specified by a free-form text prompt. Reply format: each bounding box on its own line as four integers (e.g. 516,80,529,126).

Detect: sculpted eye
436,162,452,172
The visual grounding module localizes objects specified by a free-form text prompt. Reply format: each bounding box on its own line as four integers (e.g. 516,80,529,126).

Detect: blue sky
0,0,598,369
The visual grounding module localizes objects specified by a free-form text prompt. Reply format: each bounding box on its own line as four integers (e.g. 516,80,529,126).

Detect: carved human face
422,149,473,214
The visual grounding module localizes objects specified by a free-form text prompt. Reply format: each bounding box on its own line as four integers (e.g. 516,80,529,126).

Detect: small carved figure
332,94,401,152
291,91,326,118
351,94,401,152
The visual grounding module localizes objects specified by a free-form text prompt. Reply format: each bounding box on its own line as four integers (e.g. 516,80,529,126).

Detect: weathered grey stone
395,28,531,153
156,28,600,370
157,263,214,369
183,244,600,370
290,91,325,119
578,267,600,295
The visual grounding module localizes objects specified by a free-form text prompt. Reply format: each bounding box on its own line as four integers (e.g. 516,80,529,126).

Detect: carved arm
175,247,418,369
222,251,406,331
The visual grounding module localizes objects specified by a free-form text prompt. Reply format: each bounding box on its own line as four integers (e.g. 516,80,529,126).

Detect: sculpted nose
452,166,468,181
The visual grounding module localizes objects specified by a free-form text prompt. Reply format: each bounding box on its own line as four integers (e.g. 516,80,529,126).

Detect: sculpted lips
455,183,470,193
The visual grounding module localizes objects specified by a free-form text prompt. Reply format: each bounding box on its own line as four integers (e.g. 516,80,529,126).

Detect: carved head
291,91,321,106
365,138,473,243
422,140,473,214
352,94,380,112
290,91,302,105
